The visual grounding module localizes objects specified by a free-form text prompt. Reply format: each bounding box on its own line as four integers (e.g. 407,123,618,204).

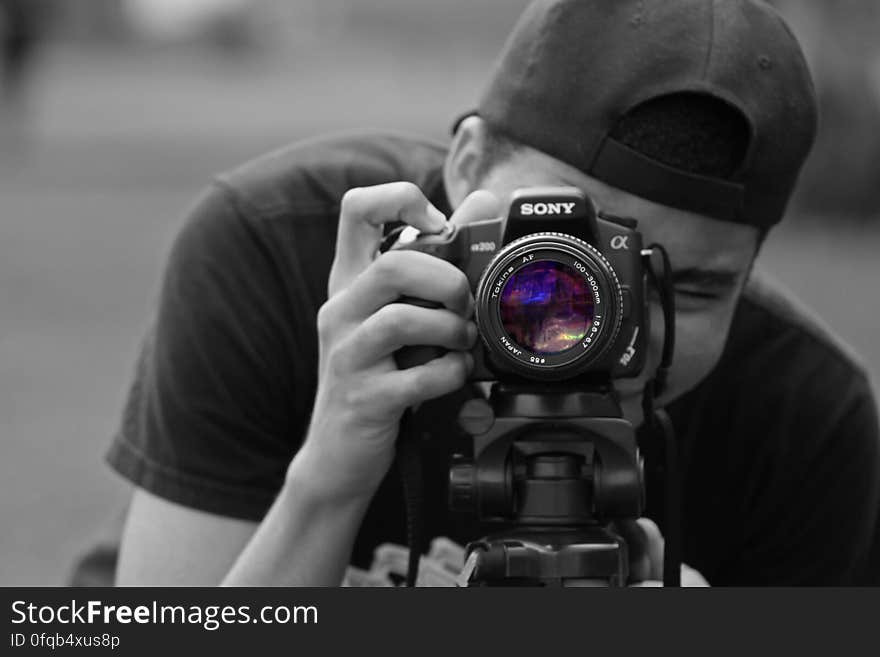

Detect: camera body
392,187,648,383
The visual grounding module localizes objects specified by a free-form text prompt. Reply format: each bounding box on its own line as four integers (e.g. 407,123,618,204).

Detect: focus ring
474,232,624,380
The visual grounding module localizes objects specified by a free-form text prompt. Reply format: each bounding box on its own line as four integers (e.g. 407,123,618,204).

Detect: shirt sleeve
106,182,309,521
732,367,880,585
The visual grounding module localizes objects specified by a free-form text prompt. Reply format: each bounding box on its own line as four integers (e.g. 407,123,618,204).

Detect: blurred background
1,0,878,586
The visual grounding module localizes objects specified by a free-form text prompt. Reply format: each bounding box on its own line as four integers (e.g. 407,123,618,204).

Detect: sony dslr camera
391,186,648,383
389,187,652,585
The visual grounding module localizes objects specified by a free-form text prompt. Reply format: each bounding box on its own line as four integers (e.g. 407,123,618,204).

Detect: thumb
449,190,503,228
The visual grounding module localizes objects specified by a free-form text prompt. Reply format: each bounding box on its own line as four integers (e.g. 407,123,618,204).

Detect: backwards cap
476,0,818,228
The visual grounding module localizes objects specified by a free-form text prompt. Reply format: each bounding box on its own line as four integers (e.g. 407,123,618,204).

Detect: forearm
222,447,374,587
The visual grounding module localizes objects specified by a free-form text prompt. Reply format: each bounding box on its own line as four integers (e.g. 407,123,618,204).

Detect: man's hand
625,518,710,587
341,528,709,587
295,182,502,502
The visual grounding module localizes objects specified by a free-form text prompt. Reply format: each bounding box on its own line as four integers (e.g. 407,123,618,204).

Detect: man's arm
117,454,370,587
221,449,374,587
114,184,498,586
117,490,257,586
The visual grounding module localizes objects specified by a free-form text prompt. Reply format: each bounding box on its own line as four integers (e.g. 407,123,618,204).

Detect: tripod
449,383,644,586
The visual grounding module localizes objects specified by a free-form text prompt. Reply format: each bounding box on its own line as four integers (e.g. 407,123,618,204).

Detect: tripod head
449,383,644,586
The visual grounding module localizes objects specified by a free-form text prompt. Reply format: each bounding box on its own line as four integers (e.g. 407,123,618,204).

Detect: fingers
629,564,710,587
330,182,447,296
389,350,473,408
337,189,502,316
635,517,665,582
621,518,709,586
337,249,474,319
328,187,500,314
336,303,477,369
680,564,710,587
609,518,652,582
343,351,473,417
611,517,665,583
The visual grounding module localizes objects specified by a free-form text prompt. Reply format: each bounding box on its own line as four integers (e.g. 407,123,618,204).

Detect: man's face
464,144,760,425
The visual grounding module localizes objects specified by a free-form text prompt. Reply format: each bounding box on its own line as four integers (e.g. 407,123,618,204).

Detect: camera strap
398,408,425,587
641,243,682,587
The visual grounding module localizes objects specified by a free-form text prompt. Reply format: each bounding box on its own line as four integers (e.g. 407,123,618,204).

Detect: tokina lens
499,260,593,355
474,232,623,380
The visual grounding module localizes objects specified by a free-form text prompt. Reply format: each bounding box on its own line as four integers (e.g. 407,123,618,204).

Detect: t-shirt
105,131,880,585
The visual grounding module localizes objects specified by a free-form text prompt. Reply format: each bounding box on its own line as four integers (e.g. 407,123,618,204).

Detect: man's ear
443,115,489,209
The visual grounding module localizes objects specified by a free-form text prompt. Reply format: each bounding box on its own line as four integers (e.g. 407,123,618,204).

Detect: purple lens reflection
499,260,594,355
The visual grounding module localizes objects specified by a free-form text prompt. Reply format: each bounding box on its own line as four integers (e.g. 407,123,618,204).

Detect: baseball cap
472,0,818,229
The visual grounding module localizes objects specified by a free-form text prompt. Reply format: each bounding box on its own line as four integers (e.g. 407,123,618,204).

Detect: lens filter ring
474,232,623,381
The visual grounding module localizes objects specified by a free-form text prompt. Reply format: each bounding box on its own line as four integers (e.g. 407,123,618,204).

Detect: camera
389,187,650,586
391,187,648,383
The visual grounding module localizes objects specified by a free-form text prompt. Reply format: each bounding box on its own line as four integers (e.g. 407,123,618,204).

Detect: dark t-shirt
105,132,880,585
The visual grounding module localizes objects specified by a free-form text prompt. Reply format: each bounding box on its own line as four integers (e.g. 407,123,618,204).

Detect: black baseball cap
470,0,818,229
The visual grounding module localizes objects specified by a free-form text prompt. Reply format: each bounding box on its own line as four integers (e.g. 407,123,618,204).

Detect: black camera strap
641,243,682,587
398,408,425,587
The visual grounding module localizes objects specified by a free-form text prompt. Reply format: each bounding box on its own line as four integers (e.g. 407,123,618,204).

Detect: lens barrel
474,232,622,381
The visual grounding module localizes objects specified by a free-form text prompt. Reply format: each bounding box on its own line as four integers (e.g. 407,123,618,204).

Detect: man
87,0,880,586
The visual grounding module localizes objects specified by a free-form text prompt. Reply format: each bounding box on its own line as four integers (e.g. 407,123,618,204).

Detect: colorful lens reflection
499,260,594,355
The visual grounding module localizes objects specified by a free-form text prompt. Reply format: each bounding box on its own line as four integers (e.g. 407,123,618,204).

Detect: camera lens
474,232,622,380
499,261,594,355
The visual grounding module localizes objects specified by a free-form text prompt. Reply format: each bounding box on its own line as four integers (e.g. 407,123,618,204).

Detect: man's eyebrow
670,267,741,288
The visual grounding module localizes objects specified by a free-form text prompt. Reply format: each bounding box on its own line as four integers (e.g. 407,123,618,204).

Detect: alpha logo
610,235,629,250
520,202,577,216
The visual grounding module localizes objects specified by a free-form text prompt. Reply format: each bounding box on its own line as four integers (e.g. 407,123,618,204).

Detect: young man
93,0,879,586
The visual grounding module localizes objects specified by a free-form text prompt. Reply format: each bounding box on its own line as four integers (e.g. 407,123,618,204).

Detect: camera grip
393,296,448,369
